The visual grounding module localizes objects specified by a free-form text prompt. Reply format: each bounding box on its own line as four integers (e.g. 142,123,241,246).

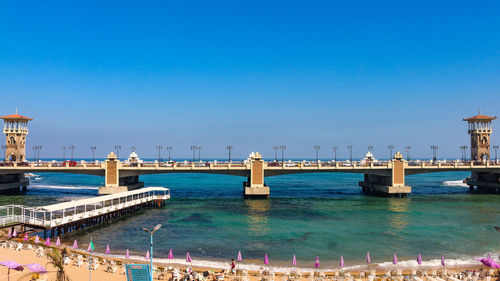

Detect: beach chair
0,242,7,248
15,242,23,251
367,276,375,281
121,265,127,275
92,262,99,271
36,248,44,258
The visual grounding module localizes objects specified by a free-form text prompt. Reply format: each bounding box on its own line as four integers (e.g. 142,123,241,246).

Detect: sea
2,160,499,272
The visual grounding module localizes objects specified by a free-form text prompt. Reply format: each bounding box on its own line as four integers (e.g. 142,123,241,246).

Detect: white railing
0,187,170,228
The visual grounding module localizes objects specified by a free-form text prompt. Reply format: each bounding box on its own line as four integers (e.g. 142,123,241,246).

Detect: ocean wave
442,180,468,187
28,184,99,190
101,253,487,273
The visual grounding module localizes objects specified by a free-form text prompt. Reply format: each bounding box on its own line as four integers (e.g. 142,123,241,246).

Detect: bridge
0,111,499,198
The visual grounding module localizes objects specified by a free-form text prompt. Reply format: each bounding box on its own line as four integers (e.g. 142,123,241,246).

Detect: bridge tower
243,152,270,198
463,113,496,162
1,110,33,162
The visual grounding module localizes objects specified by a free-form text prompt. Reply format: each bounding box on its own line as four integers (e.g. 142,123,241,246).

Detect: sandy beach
0,236,494,281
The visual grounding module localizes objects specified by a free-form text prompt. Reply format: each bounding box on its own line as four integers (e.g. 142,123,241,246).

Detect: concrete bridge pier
359,152,411,197
243,152,269,199
98,152,144,194
466,172,500,194
0,173,28,193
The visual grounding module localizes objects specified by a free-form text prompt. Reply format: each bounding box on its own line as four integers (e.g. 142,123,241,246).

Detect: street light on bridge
114,145,122,159
332,146,338,162
431,145,438,164
313,145,320,163
388,145,394,160
493,145,499,163
69,145,75,162
368,146,373,153
131,146,136,152
198,146,202,162
166,146,172,161
405,146,411,161
90,146,96,164
226,145,233,162
347,145,353,163
460,145,468,162
280,145,286,164
32,145,42,163
190,146,197,162
61,146,67,161
273,146,279,161
156,145,163,163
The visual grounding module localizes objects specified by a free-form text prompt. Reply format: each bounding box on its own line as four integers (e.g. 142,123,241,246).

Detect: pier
0,186,170,238
0,112,499,198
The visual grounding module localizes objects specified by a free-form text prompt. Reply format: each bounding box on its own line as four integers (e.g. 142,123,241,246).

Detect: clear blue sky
1,0,499,160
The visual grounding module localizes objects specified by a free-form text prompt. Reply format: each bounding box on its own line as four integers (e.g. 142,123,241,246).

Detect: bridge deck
0,186,170,229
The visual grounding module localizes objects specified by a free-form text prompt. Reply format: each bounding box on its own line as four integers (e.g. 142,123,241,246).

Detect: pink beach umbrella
339,256,344,268
87,243,92,252
24,263,47,273
12,229,17,237
417,254,422,265
34,235,39,244
441,256,445,267
0,260,24,281
366,252,371,264
23,233,29,241
72,240,78,249
186,252,192,263
146,250,150,260
168,249,173,259
292,255,297,266
125,249,130,259
237,251,242,262
7,228,12,238
105,244,110,255
393,253,398,265
56,237,61,246
44,237,51,246
264,253,269,265
314,256,320,269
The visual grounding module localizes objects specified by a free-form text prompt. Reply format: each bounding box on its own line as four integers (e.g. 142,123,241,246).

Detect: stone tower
1,111,33,162
463,113,496,162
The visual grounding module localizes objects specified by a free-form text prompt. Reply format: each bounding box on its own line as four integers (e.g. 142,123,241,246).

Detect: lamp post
332,146,338,162
32,146,36,162
131,146,136,152
314,145,320,163
226,145,233,162
388,145,394,160
460,145,468,162
1,145,6,163
38,146,42,163
156,145,163,163
431,145,438,164
190,146,197,162
280,145,286,164
69,145,75,162
166,146,172,161
493,145,498,163
273,146,278,161
90,146,96,164
198,146,202,162
142,224,162,281
348,145,353,163
405,146,411,161
464,145,468,162
61,146,67,162
114,145,122,159
368,146,373,153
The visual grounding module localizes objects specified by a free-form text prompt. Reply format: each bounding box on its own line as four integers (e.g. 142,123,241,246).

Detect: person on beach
230,259,236,274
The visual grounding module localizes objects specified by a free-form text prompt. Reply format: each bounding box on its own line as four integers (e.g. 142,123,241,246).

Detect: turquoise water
2,171,500,268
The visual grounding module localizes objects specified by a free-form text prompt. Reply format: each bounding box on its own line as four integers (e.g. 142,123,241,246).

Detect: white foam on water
100,253,488,273
442,180,468,187
28,184,99,190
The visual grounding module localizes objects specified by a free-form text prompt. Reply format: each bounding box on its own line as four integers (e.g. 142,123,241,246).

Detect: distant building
1,111,33,162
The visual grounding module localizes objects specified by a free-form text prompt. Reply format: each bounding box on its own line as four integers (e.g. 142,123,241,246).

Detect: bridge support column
359,152,411,197
243,152,269,199
99,152,144,194
465,172,500,194
0,173,28,193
